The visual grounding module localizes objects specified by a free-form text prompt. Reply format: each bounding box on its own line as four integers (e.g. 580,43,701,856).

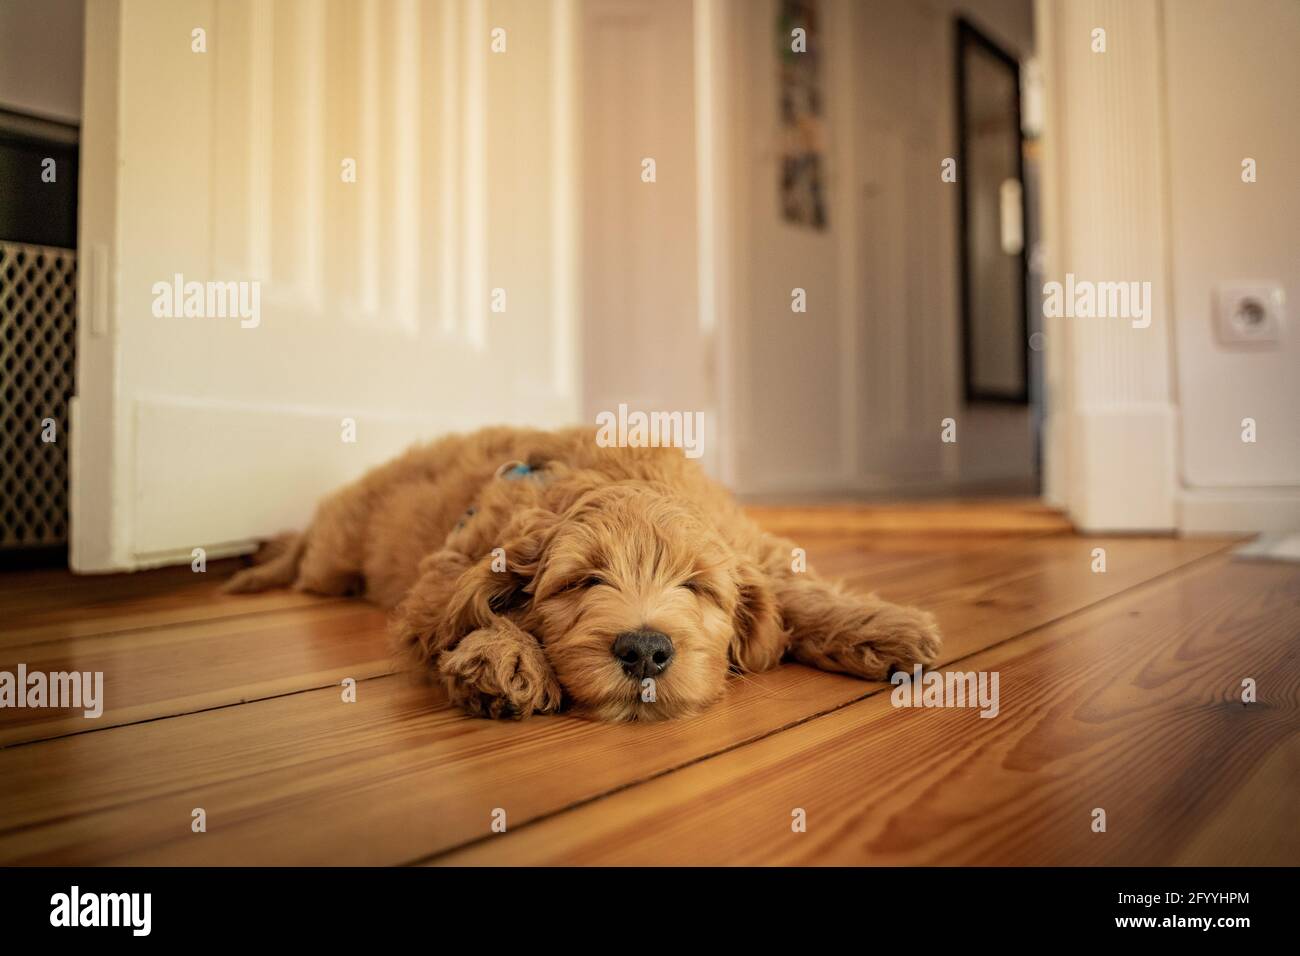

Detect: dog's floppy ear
392,507,558,664
729,558,789,673
443,506,558,637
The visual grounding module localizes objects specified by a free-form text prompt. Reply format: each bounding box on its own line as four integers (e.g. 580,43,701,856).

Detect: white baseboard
1068,405,1178,532
1178,487,1300,534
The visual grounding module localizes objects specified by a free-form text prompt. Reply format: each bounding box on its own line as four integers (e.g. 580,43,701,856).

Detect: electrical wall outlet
1214,282,1284,347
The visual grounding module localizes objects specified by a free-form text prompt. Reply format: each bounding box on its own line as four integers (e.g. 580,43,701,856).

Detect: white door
73,0,580,572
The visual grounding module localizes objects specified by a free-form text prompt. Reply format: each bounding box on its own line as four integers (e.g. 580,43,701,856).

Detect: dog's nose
611,629,674,679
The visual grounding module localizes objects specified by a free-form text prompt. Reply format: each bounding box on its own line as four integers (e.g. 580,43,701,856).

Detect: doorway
954,17,1038,493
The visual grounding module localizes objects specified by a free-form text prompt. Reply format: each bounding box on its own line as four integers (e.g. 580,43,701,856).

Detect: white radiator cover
0,242,76,551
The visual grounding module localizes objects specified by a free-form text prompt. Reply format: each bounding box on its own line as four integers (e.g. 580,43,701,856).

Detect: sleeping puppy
225,425,941,720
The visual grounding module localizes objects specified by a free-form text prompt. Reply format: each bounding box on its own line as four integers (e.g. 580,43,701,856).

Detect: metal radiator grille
0,241,77,549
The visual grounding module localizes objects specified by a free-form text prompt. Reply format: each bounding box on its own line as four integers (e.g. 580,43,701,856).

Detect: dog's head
429,476,787,720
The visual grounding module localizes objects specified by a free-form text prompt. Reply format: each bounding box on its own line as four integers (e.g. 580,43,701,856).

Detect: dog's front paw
437,625,562,720
795,600,942,681
849,604,942,679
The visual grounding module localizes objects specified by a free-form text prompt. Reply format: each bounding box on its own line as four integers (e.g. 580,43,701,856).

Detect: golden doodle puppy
226,426,941,720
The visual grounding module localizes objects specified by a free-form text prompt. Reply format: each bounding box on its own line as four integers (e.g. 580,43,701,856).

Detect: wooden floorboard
0,523,1242,865
744,499,1075,536
0,602,393,746
439,555,1299,865
0,582,338,649
0,560,248,621
748,496,1071,535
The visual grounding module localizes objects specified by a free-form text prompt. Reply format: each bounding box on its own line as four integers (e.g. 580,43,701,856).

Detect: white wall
0,0,84,123
723,0,846,494
1164,0,1299,492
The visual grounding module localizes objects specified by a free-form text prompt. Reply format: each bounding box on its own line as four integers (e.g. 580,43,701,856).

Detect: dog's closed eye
681,576,721,602
558,575,604,594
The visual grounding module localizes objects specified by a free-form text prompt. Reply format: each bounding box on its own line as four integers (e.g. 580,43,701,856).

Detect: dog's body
227,425,941,720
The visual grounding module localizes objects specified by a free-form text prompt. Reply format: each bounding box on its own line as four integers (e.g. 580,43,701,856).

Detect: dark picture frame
954,18,1029,405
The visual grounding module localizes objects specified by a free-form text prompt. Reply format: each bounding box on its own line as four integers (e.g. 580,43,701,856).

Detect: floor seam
0,668,403,752
0,596,355,649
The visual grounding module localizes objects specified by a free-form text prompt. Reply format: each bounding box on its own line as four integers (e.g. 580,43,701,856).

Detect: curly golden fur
225,425,941,720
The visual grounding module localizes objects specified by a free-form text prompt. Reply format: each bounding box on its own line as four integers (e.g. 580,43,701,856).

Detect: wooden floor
1,500,1296,866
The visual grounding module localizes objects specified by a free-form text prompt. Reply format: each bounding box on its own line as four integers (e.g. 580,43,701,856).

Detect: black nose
611,629,674,679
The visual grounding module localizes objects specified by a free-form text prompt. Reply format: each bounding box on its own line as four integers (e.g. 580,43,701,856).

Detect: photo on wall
777,0,827,230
